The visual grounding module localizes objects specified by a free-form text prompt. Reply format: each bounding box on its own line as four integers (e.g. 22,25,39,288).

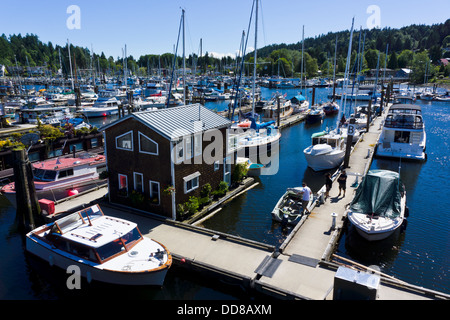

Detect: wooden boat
271,187,312,226
347,170,407,241
1,153,107,207
26,204,172,286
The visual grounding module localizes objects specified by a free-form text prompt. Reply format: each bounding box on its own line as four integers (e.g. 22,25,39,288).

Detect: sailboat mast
252,0,258,118
338,18,354,127
301,25,304,94
182,8,186,105
67,39,74,91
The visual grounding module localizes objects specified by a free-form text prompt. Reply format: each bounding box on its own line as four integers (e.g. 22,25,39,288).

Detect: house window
139,132,158,155
116,131,133,151
214,160,220,171
118,174,128,195
149,181,160,205
133,172,144,193
183,172,200,194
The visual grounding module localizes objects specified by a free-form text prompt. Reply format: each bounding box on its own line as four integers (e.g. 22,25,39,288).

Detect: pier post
343,118,355,168
74,86,81,110
312,86,316,106
277,96,281,127
12,148,43,232
366,100,372,132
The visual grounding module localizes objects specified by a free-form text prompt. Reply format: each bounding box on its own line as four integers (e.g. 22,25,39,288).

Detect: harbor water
0,86,449,299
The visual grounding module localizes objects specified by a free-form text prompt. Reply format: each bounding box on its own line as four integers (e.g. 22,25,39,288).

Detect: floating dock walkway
52,107,449,300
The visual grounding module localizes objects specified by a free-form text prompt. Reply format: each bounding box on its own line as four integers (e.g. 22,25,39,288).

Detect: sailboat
233,0,281,163
304,19,355,171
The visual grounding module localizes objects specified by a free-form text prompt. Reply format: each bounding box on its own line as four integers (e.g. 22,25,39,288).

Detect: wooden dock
51,107,449,300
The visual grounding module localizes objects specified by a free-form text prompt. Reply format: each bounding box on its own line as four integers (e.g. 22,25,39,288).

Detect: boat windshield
34,169,57,181
96,227,142,262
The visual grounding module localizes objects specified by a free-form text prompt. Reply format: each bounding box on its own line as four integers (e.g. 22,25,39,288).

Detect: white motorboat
81,90,121,118
1,153,107,207
271,187,312,226
303,130,345,171
347,170,407,241
26,204,172,286
376,104,426,161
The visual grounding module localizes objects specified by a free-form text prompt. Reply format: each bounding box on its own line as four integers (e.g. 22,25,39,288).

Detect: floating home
101,104,236,220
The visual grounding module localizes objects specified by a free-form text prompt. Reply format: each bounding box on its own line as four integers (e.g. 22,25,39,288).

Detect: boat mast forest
0,19,449,83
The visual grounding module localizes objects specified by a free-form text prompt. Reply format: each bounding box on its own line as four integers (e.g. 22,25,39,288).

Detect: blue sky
1,0,449,59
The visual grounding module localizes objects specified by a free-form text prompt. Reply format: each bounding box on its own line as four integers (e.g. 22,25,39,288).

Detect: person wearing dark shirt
338,170,347,197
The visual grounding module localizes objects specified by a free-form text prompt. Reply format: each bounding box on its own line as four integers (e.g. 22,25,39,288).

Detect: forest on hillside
0,19,449,84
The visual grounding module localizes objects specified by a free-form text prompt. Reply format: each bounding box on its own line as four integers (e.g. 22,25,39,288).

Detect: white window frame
138,132,158,155
133,172,144,193
149,180,160,205
118,174,128,193
183,171,200,194
116,130,133,151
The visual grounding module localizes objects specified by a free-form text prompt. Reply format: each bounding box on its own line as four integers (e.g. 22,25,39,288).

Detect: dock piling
12,148,43,232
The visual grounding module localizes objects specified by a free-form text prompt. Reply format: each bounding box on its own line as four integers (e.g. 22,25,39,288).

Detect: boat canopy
290,95,306,103
350,170,404,219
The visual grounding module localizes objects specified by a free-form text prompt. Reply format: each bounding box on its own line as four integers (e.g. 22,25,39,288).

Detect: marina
1,85,449,301
0,1,449,304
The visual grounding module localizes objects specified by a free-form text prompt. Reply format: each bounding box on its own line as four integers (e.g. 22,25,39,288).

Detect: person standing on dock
337,170,347,197
301,182,312,214
325,173,333,200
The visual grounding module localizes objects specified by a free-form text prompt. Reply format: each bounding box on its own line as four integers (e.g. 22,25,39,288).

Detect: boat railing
384,118,423,129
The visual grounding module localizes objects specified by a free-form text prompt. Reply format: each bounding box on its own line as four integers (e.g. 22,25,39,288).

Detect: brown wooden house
101,104,234,220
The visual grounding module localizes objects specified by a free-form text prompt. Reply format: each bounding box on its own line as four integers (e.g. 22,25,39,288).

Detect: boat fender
95,156,103,161
49,255,54,267
405,206,409,218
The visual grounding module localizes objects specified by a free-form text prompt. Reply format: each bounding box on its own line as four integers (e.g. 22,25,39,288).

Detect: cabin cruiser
347,170,407,241
303,130,345,171
1,153,107,207
81,89,121,117
375,104,426,161
26,204,172,286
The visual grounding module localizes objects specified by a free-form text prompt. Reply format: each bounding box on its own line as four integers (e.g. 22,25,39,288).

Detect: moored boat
375,104,426,161
347,170,407,241
303,130,346,171
271,187,311,226
1,153,107,207
26,204,172,286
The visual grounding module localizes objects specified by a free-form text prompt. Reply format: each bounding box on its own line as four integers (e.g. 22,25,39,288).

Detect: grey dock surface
53,108,449,300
